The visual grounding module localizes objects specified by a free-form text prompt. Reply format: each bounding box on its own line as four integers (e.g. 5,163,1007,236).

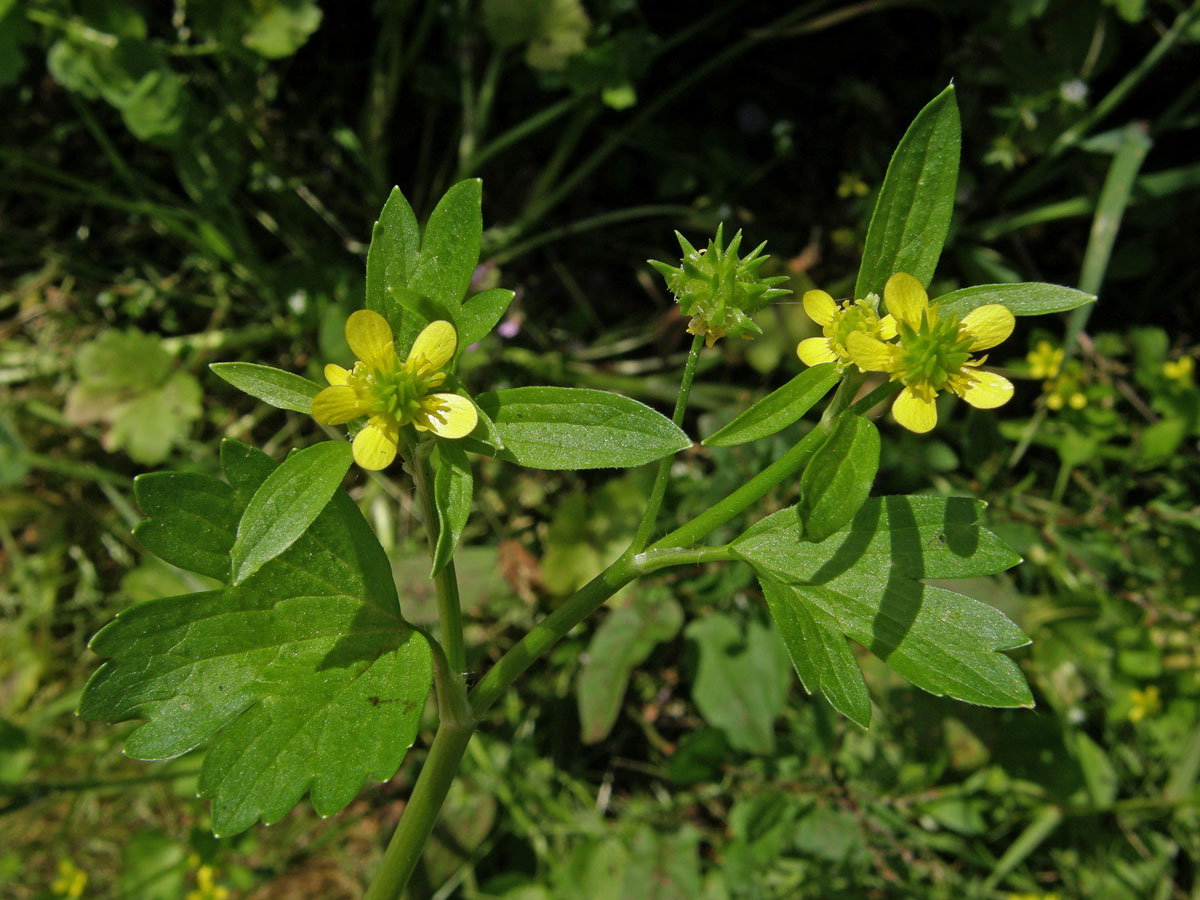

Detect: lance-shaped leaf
760,576,871,728
79,439,432,836
209,363,322,414
475,387,692,469
409,179,483,314
733,495,1032,710
230,441,354,584
456,288,515,355
796,414,879,542
431,441,473,576
855,85,960,299
703,364,840,447
366,186,421,335
934,283,1096,319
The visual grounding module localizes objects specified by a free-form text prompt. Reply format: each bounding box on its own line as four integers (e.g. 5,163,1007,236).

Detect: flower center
896,304,973,390
350,358,446,426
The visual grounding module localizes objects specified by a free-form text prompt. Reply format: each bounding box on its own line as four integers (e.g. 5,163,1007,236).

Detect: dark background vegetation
2,1,1198,898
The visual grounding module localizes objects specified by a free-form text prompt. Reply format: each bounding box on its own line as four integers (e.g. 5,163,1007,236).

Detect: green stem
630,333,705,552
362,719,475,900
469,557,638,717
412,449,467,675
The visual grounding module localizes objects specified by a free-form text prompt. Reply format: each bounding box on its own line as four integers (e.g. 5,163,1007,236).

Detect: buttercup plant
79,86,1096,898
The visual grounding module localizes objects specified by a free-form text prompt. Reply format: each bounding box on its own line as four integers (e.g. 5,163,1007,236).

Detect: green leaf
409,179,483,313
577,592,684,744
855,85,960,299
935,283,1096,319
79,440,430,836
209,362,321,413
431,441,473,576
733,496,1032,709
133,472,238,582
685,614,791,755
242,0,323,59
475,387,692,469
366,187,421,334
797,414,879,542
230,441,354,584
703,364,840,447
456,287,515,353
760,577,870,727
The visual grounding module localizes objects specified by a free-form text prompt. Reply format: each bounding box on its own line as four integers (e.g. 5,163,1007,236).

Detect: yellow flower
312,311,478,470
797,289,897,371
186,864,230,900
845,272,1015,433
837,172,869,198
1128,685,1161,723
1163,355,1193,385
52,860,87,899
1026,340,1064,379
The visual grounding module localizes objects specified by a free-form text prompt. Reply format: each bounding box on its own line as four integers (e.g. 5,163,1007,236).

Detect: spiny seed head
649,223,790,346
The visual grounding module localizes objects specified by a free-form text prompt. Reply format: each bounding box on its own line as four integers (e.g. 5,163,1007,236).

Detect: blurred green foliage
2,0,1199,897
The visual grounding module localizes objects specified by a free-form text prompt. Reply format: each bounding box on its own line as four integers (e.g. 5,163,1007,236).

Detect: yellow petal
959,304,1015,351
892,386,938,433
352,416,399,470
845,330,900,373
802,290,838,327
958,370,1014,409
877,314,897,340
797,337,838,366
418,393,478,439
345,309,396,371
324,363,350,386
883,272,928,329
407,320,456,371
312,386,371,425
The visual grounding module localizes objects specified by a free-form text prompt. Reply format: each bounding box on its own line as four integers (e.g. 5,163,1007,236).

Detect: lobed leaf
734,495,1031,710
702,364,840,447
230,441,354,584
475,387,692,469
855,85,960,300
760,577,871,727
133,472,237,582
209,362,322,413
80,440,430,836
934,283,1096,319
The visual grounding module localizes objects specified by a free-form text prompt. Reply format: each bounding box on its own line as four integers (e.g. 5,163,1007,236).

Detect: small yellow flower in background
1163,355,1194,385
837,172,870,198
51,860,87,898
1026,340,1064,379
1128,685,1161,723
186,864,230,900
1044,373,1087,411
797,289,897,371
845,272,1015,433
312,310,478,470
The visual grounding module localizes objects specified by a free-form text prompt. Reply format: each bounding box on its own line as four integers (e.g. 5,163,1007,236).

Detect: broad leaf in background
64,329,201,464
796,414,879,542
431,441,473,576
702,363,840,447
734,496,1032,710
935,283,1096,319
241,0,323,58
855,85,960,299
577,591,684,744
209,362,322,413
476,387,692,469
230,441,354,584
80,439,431,836
685,614,791,755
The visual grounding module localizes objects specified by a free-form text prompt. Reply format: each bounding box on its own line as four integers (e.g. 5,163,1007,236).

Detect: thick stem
362,720,474,900
630,333,706,552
